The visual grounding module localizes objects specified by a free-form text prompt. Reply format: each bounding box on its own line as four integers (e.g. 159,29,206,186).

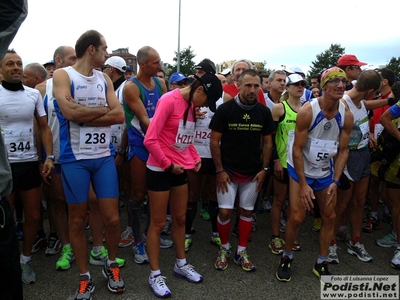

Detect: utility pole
177,0,181,72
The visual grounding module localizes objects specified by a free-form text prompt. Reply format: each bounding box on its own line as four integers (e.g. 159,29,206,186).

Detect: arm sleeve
143,97,173,170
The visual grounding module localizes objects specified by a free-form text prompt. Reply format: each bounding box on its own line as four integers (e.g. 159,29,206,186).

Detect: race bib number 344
4,128,34,159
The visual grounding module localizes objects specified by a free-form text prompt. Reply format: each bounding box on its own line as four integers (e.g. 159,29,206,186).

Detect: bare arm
331,109,353,181
35,80,46,99
36,115,54,180
159,77,168,95
381,109,400,141
292,103,315,210
271,103,285,179
292,103,312,187
52,69,109,123
114,128,128,166
364,99,390,111
210,130,231,193
85,74,124,126
223,93,232,103
327,108,353,198
253,134,273,192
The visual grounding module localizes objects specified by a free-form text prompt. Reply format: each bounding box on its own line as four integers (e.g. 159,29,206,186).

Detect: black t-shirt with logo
209,99,275,176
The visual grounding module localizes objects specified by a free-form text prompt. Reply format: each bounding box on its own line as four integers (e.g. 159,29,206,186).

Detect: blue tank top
123,77,162,147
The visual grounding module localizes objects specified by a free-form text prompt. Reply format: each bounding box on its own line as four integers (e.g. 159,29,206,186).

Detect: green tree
257,60,275,75
308,44,345,80
168,46,196,76
386,57,400,76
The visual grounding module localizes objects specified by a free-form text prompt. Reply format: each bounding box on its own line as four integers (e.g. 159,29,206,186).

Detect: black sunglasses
290,81,306,87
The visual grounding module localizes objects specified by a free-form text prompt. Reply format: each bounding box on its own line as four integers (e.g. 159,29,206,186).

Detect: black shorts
386,181,400,189
11,161,41,192
146,168,187,191
197,158,216,175
274,167,289,184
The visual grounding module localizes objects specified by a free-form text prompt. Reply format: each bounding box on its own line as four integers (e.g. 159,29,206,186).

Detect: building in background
111,48,137,75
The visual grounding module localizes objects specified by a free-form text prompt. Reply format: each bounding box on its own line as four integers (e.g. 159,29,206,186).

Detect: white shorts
217,181,258,211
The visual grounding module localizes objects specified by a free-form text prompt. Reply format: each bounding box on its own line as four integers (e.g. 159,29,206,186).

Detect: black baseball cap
195,73,222,112
194,58,216,75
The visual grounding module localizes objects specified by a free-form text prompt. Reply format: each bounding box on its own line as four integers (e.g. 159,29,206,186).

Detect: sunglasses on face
290,81,306,87
102,65,111,71
172,81,187,86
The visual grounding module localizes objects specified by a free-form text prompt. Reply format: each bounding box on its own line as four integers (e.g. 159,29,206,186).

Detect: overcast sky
10,0,400,74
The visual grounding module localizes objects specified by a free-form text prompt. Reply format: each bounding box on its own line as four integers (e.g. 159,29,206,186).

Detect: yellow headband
321,67,347,88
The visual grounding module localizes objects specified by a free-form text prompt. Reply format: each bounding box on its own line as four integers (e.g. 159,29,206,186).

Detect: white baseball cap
104,56,127,73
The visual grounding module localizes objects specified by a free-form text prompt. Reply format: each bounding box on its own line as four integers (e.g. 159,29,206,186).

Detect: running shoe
160,236,173,249
276,255,292,282
347,241,373,262
31,234,47,254
74,275,94,300
148,274,171,298
162,218,172,235
118,230,134,248
21,259,37,284
363,217,381,233
313,261,331,279
143,232,174,249
184,237,192,252
391,249,400,270
200,208,210,221
263,197,272,212
173,263,203,283
214,247,230,271
312,218,321,232
210,234,221,247
102,262,125,293
269,237,284,255
89,246,125,267
133,242,149,264
292,240,301,251
234,250,256,272
45,236,61,256
327,244,339,264
15,221,23,240
56,245,75,270
376,232,399,248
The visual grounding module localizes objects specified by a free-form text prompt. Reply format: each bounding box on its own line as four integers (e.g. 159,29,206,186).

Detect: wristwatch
116,147,126,155
263,167,270,173
46,155,55,161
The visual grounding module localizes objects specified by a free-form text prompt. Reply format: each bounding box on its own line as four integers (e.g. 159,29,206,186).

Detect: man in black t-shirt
210,69,275,272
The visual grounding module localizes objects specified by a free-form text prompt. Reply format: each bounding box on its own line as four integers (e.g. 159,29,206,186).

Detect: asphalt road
22,203,400,300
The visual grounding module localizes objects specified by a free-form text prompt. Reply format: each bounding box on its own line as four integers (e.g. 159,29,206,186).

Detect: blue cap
169,72,188,84
43,60,55,67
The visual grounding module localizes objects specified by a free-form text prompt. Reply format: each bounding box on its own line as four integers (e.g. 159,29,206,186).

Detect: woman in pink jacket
144,73,222,298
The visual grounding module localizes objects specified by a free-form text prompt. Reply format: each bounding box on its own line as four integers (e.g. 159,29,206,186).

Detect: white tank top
342,94,369,150
58,67,111,162
110,80,126,149
44,79,61,163
287,98,345,178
